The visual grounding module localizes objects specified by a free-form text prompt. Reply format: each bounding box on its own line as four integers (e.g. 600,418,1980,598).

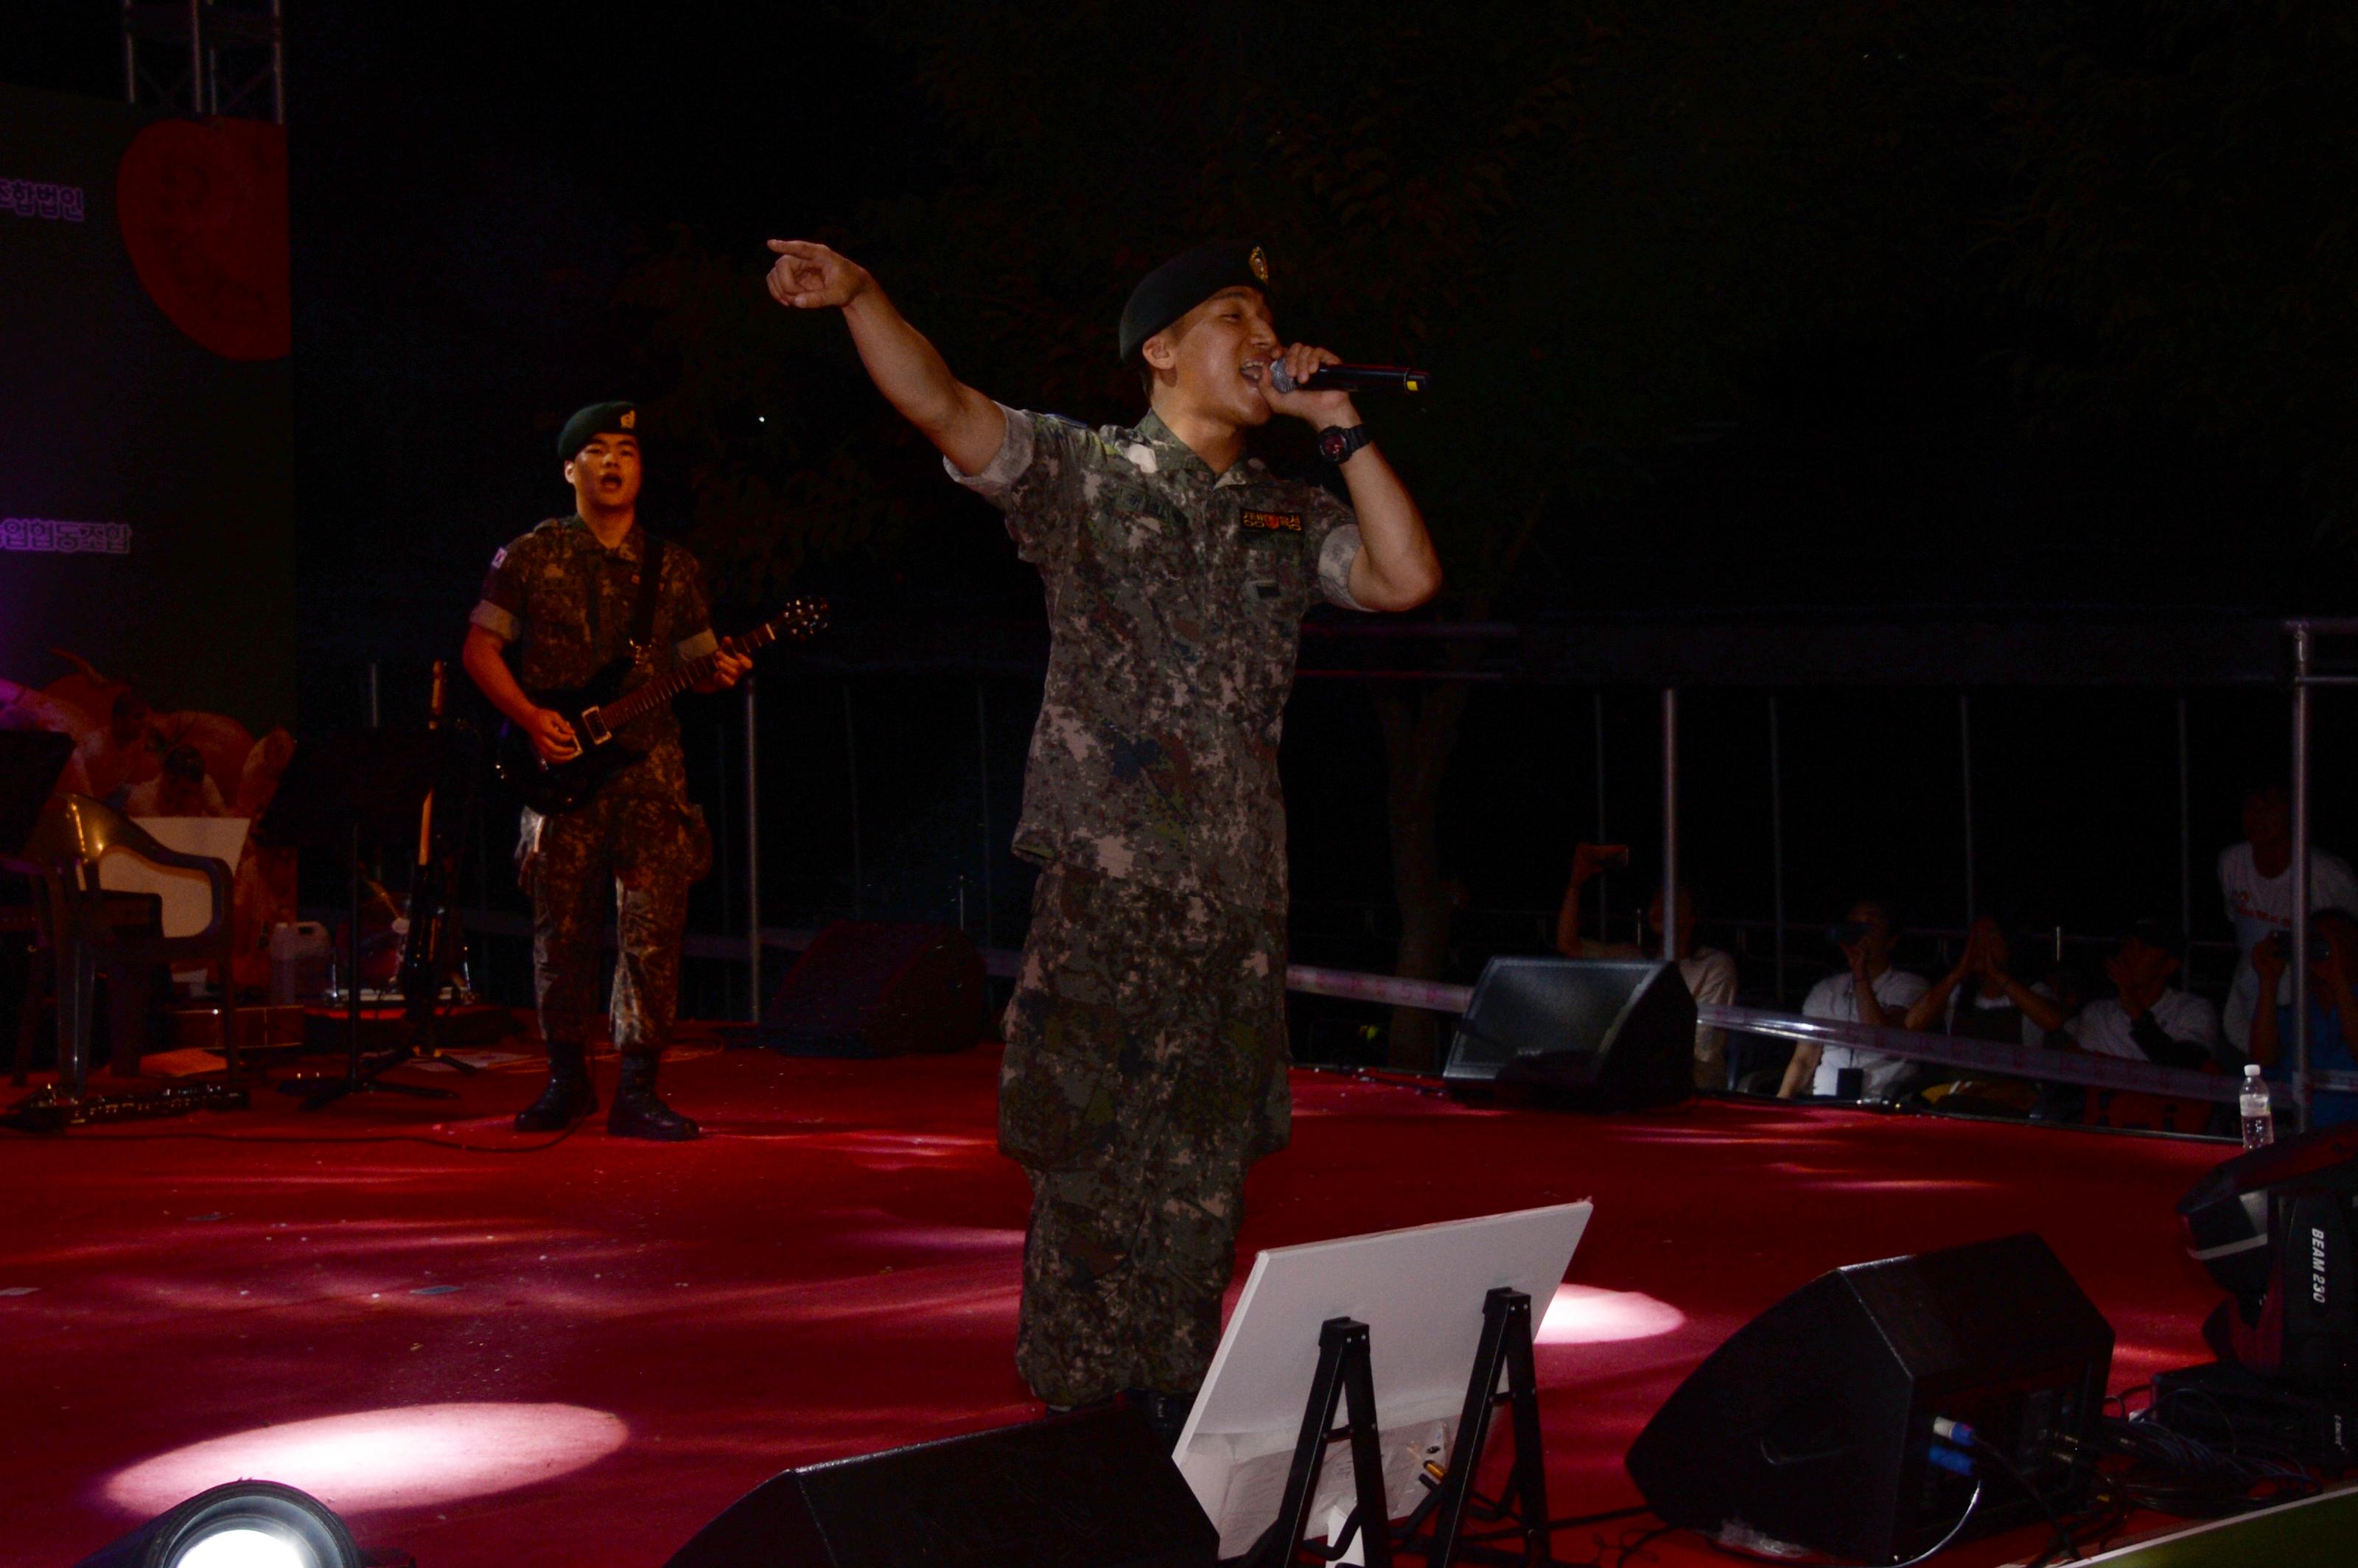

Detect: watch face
1318,427,1350,462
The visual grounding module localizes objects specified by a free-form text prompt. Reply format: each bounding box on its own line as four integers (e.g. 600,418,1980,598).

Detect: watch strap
1318,424,1375,464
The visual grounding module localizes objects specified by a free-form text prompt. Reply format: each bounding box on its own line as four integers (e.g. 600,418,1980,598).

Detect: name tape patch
1239,509,1304,533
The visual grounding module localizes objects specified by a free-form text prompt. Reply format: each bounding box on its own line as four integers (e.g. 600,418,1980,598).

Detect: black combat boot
608,1052,699,1141
514,1040,596,1132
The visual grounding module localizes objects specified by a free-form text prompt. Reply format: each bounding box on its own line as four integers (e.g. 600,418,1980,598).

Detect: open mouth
1239,360,1267,385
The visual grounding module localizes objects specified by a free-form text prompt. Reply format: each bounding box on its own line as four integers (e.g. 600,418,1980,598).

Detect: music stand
255,726,458,1110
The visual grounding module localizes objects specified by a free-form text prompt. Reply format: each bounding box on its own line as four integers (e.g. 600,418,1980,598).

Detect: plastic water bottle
2240,1063,2275,1150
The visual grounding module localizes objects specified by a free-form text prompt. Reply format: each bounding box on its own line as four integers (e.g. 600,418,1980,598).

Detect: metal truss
122,1,285,123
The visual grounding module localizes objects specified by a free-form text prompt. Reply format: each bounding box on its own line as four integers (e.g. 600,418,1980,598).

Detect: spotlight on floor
72,1481,383,1568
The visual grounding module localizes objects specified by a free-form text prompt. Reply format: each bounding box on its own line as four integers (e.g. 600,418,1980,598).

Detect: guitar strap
627,532,667,658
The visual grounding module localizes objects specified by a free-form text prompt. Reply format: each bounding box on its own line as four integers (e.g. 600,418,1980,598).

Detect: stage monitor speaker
760,920,988,1059
2177,1122,2358,1385
662,1404,1218,1568
1441,957,1695,1112
1624,1232,2113,1564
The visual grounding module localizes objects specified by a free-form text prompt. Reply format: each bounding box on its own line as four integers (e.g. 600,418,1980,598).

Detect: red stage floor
1,1031,2231,1567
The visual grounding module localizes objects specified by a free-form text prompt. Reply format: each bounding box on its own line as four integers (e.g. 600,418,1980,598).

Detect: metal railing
2287,618,2358,1131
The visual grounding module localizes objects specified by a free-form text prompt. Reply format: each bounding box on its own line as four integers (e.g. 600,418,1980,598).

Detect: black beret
557,400,639,461
1117,242,1271,363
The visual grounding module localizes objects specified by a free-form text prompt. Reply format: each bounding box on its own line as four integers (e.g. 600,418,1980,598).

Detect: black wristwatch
1316,424,1375,465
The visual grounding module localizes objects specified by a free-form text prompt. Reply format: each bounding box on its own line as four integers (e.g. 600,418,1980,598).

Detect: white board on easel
1172,1200,1592,1560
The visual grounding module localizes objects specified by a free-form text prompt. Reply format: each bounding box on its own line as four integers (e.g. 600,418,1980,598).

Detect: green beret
557,400,640,461
1117,242,1271,363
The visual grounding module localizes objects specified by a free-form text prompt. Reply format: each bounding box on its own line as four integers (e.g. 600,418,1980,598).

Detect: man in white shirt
1556,842,1741,1088
2220,782,2358,1051
2068,920,2221,1068
1779,899,1930,1100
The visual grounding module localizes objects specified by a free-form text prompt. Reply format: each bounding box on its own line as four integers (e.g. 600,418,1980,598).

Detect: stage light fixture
72,1481,365,1568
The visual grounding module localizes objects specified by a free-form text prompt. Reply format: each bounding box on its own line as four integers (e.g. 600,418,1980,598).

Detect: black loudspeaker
2177,1123,2358,1385
1625,1233,2113,1564
760,921,989,1058
662,1405,1218,1568
1441,957,1695,1112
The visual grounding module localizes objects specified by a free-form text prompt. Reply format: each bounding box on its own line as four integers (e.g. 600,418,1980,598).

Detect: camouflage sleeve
470,534,533,642
942,405,1090,562
668,547,719,664
1299,486,1370,612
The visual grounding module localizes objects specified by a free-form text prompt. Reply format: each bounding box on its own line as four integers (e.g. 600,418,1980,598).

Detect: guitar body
491,598,827,816
494,658,648,816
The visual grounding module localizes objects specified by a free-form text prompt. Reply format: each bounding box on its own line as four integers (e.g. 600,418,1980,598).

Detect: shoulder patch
1239,508,1304,533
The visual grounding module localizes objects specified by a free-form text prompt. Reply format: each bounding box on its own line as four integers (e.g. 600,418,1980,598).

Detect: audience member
1557,841,1740,1088
124,743,228,817
1904,915,2068,1046
2220,782,2358,1052
2246,909,2358,1128
2067,919,2220,1068
2027,956,2094,1122
1779,898,1929,1100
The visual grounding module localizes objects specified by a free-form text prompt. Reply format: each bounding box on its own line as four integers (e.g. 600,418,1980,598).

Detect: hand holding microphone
1269,360,1432,394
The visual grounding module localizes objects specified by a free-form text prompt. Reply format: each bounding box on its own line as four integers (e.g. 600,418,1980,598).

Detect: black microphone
1268,361,1432,394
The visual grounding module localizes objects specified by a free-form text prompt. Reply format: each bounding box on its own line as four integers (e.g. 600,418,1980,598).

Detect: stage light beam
1536,1283,1686,1345
105,1403,629,1516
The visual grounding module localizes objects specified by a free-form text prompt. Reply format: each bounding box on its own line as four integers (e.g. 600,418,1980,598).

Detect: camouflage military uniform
950,406,1368,1405
471,517,718,1060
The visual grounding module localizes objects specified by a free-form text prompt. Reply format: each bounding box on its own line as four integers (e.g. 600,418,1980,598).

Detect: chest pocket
1084,477,1179,556
1236,525,1310,617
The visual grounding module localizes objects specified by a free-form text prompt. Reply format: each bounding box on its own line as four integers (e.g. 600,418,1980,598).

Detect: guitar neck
592,654,714,730
588,605,813,729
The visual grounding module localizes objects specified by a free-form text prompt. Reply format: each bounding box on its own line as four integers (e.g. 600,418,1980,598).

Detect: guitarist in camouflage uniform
461,402,750,1141
765,239,1442,1440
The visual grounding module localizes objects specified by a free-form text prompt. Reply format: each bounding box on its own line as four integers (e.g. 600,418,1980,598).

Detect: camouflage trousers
517,767,710,1058
1001,862,1290,1406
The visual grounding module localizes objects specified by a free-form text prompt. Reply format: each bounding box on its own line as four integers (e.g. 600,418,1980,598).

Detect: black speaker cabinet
662,1404,1217,1568
1626,1233,2113,1563
2178,1123,2358,1385
760,921,989,1058
1442,957,1695,1112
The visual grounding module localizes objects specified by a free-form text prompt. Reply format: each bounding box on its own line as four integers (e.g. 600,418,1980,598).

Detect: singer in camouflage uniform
461,402,747,1141
971,406,1364,1405
766,238,1441,1432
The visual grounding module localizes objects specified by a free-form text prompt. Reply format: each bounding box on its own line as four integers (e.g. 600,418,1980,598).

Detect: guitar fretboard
593,600,825,729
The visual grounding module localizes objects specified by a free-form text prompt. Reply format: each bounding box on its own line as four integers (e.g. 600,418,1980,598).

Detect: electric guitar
495,598,828,815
